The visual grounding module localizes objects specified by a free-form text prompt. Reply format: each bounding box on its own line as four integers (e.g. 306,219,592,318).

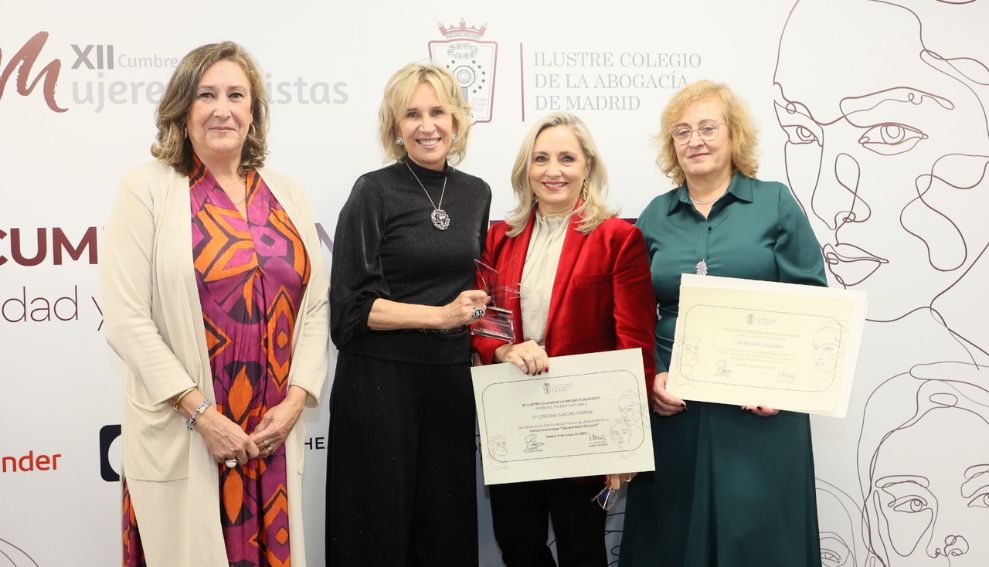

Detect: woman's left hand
249,385,308,458
494,340,549,375
742,405,780,417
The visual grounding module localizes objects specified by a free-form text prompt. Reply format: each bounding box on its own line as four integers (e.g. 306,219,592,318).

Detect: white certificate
667,274,866,417
471,349,655,485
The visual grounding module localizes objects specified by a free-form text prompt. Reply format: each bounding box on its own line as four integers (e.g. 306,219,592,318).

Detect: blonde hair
505,112,615,236
656,80,758,186
151,41,269,175
378,63,471,165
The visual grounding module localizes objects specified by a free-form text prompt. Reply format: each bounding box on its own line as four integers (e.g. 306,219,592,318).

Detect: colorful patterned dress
122,161,310,567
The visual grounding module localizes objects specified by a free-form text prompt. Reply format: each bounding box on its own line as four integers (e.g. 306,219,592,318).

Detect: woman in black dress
326,63,492,567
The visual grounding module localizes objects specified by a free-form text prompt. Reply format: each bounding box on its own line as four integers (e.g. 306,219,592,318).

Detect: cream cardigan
101,160,329,566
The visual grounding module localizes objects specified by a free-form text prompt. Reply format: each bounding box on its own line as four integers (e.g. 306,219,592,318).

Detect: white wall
2,1,987,565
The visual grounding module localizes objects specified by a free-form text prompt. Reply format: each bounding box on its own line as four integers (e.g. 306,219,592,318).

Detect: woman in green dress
619,80,826,567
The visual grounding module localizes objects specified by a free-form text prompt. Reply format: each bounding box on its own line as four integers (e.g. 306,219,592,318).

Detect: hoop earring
249,123,257,137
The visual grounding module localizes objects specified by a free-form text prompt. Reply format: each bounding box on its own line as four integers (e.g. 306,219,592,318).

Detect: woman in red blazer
472,112,656,567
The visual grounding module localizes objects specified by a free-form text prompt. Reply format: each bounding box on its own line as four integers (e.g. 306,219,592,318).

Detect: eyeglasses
671,123,723,144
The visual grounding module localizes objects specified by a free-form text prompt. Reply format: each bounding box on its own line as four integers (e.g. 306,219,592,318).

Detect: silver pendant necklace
406,161,450,231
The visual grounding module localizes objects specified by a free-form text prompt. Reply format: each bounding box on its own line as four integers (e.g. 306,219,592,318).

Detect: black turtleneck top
330,159,492,364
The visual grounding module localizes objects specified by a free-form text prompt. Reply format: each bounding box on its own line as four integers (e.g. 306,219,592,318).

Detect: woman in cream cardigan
101,42,328,567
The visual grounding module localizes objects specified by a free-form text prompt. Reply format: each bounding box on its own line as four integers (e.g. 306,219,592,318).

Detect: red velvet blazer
472,211,657,391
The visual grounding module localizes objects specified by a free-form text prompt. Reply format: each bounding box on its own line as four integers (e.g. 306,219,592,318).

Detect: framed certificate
471,349,655,485
667,274,867,417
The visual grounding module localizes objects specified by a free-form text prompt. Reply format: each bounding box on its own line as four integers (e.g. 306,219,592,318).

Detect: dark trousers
490,478,607,567
326,352,478,566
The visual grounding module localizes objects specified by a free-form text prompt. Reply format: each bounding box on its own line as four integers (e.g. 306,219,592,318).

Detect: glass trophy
471,259,520,342
592,485,620,511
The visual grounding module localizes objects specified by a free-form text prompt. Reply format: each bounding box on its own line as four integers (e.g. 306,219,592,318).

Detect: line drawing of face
681,335,701,378
813,325,841,373
0,537,39,567
816,478,866,567
610,420,632,448
618,389,641,422
489,435,507,459
858,363,989,566
773,0,989,322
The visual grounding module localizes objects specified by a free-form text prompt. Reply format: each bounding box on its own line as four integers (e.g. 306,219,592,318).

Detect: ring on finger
471,307,485,320
225,458,238,469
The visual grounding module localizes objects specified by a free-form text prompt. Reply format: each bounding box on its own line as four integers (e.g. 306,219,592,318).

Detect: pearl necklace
688,189,727,206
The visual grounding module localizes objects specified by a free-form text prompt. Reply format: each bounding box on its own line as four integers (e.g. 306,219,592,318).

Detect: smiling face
867,409,989,566
774,0,989,319
397,81,455,171
185,59,253,167
528,125,591,216
673,97,733,185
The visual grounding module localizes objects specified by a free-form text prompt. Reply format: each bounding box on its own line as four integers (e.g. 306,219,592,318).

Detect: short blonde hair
378,63,471,165
151,41,269,175
505,112,615,236
657,80,758,186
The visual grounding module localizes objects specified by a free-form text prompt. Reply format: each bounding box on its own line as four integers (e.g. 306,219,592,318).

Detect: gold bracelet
172,387,198,411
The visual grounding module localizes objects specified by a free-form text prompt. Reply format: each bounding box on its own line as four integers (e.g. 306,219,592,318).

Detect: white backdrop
2,1,987,565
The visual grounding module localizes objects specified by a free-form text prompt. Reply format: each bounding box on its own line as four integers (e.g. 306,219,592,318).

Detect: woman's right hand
438,289,490,329
651,372,686,416
195,409,261,466
494,340,549,375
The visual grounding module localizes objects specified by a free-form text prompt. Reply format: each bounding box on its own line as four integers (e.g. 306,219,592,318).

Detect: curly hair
656,80,758,186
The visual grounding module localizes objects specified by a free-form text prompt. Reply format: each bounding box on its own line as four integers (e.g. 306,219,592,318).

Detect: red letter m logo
0,31,66,113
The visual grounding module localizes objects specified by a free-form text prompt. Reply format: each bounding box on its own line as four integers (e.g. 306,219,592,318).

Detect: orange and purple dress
122,160,310,567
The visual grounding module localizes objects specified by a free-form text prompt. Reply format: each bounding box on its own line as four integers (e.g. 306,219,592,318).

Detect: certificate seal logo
428,18,497,124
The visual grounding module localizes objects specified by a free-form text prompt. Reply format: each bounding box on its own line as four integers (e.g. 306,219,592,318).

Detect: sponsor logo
0,31,65,112
99,424,121,482
0,449,62,473
429,19,497,124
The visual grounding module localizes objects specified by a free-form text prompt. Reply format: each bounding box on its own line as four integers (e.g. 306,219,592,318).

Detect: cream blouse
520,212,571,344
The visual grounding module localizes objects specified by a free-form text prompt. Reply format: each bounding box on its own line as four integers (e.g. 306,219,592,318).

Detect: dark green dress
620,172,825,567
